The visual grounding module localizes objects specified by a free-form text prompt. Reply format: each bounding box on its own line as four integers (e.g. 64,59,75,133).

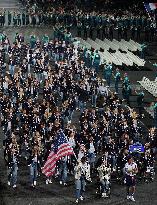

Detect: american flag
42,130,74,177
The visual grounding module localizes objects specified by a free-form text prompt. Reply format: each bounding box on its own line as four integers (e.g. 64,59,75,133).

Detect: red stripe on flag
42,140,74,177
42,164,56,177
57,148,73,160
42,160,56,174
42,155,56,170
57,145,73,156
42,151,57,176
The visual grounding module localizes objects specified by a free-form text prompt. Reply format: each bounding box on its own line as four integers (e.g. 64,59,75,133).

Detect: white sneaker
13,185,17,188
102,193,106,198
102,193,108,198
49,179,52,184
130,196,135,202
80,196,84,201
127,195,131,200
59,181,63,185
8,181,11,186
34,181,37,186
46,179,49,185
75,199,79,203
63,183,67,186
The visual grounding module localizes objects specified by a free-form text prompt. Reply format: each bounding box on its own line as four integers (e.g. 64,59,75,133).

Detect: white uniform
125,162,137,176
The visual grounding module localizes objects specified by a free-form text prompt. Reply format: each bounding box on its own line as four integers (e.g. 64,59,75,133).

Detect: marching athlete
124,156,138,202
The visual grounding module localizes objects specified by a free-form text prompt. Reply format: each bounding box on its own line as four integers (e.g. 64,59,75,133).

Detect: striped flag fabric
144,3,157,12
42,130,74,177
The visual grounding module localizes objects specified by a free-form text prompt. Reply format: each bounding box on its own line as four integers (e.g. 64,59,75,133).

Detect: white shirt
8,121,11,130
68,138,76,148
125,162,137,176
78,150,85,161
89,142,95,154
3,81,8,89
33,155,37,163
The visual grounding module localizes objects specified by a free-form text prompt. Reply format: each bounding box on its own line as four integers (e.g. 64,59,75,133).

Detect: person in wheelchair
96,156,112,198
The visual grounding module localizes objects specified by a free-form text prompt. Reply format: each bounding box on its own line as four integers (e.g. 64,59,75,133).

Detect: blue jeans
91,95,97,107
74,73,80,81
75,176,86,199
100,178,110,193
78,101,85,113
108,154,117,169
60,53,64,61
69,110,74,121
1,65,6,77
9,163,18,186
12,96,17,104
3,89,9,96
28,64,31,74
30,162,37,184
88,152,95,170
21,144,30,159
35,73,43,82
59,161,67,183
88,152,96,164
9,65,15,77
54,53,60,62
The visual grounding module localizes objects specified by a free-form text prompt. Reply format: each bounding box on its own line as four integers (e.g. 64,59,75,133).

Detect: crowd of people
0,0,156,43
0,26,156,204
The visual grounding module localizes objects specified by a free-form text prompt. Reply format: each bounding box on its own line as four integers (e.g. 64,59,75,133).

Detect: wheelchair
145,166,155,182
95,175,111,198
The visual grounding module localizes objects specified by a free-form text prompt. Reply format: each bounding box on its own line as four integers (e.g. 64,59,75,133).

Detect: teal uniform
30,35,36,49
115,71,121,93
123,76,129,86
65,32,72,43
104,64,112,86
42,35,49,44
93,51,100,73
